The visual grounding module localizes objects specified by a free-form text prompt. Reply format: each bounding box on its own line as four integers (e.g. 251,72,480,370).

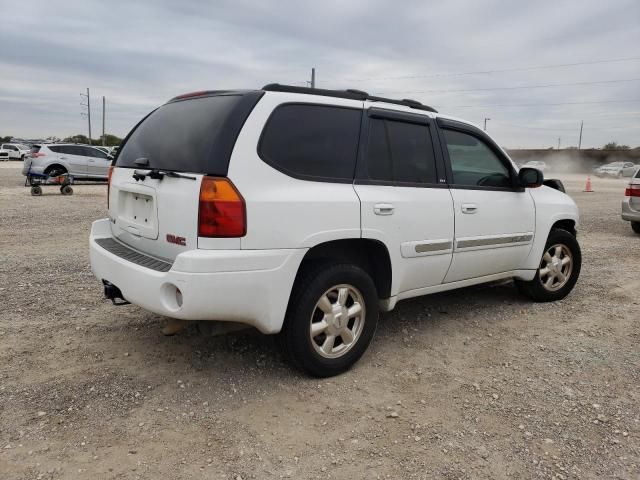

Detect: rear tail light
31,152,46,158
198,176,246,237
107,165,114,208
625,184,640,197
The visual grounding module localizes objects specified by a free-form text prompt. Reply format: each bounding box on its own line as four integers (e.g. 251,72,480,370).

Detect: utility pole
102,96,106,146
311,68,316,89
484,118,490,131
578,120,583,150
80,88,92,144
558,137,561,150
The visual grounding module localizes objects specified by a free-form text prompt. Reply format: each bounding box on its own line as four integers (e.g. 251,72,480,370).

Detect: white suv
22,143,112,179
90,85,581,377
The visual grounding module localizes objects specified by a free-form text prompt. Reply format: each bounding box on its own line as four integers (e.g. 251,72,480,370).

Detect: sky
0,0,639,149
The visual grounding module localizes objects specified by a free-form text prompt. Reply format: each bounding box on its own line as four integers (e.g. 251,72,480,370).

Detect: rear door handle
461,203,478,214
374,203,394,215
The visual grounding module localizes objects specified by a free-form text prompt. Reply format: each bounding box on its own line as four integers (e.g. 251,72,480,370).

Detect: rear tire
516,228,581,302
44,165,67,177
632,222,640,234
278,262,379,377
60,185,73,195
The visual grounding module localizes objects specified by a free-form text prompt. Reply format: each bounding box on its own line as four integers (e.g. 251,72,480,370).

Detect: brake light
171,90,213,101
31,152,46,158
625,184,640,197
198,177,246,237
107,165,114,208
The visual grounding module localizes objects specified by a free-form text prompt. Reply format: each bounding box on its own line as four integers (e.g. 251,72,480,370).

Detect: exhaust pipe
102,280,130,306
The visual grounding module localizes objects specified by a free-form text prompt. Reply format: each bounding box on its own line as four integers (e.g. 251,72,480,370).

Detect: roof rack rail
261,83,437,113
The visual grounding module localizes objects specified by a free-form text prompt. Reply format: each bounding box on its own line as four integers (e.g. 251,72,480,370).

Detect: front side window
443,129,512,188
83,147,108,159
259,104,361,180
363,118,437,184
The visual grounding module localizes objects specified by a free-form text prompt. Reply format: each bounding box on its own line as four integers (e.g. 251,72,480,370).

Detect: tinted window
83,147,108,158
260,104,361,180
59,145,85,156
48,145,62,153
363,118,437,184
6,145,17,151
117,94,260,174
443,130,511,188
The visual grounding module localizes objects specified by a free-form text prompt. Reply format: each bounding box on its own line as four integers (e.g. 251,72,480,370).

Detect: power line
328,56,640,82
435,99,640,108
376,78,640,95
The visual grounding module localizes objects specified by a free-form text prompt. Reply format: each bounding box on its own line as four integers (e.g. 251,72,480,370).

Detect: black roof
262,83,437,113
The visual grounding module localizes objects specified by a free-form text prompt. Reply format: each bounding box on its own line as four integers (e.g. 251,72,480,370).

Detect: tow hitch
102,280,130,306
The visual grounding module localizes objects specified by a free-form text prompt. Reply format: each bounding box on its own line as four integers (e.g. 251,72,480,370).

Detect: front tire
516,228,581,302
279,262,379,377
632,222,640,234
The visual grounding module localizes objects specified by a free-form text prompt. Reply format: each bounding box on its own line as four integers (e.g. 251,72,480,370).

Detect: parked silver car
595,161,638,178
622,167,640,234
22,144,112,179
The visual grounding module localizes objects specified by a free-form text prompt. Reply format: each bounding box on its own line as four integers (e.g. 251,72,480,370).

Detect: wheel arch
551,218,576,237
44,163,68,175
294,238,393,300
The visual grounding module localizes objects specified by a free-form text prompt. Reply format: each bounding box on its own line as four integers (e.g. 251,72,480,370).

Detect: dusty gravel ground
0,163,638,480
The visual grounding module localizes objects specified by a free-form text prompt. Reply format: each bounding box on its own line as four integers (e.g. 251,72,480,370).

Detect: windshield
116,93,262,175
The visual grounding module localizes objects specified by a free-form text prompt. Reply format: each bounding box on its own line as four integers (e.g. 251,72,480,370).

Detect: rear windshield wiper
132,169,196,181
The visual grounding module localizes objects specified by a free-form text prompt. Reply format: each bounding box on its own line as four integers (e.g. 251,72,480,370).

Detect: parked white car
90,85,581,377
595,161,637,178
0,143,30,160
22,143,112,179
521,160,547,172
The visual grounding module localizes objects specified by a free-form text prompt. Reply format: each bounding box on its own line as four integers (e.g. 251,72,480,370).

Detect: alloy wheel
309,284,366,359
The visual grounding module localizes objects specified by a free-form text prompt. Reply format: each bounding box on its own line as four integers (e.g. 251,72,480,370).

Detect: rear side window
635,167,640,179
58,145,85,156
48,145,62,153
362,118,437,184
259,104,361,181
117,93,262,174
31,145,41,154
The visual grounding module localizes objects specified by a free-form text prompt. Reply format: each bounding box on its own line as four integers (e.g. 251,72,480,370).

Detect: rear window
259,104,362,181
117,93,262,174
31,145,41,154
635,167,640,178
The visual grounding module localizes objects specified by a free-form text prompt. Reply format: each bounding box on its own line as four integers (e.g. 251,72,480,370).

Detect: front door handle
461,203,478,214
374,203,394,215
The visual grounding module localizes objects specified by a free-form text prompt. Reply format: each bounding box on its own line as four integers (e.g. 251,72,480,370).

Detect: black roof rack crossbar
262,83,437,113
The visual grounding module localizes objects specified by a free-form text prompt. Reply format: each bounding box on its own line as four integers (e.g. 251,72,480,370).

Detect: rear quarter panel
228,92,363,250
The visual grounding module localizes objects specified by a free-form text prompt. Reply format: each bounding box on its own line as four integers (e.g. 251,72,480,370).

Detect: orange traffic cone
583,176,593,192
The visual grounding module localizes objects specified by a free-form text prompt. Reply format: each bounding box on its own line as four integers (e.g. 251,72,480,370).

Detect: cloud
0,0,638,148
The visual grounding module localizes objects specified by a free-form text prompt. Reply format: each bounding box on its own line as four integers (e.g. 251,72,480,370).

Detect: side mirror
518,167,544,188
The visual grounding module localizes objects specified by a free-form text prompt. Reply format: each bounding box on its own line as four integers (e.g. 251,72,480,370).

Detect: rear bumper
622,198,640,222
89,218,306,333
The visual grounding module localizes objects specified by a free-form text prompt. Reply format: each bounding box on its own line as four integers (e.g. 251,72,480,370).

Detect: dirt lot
1,163,638,479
